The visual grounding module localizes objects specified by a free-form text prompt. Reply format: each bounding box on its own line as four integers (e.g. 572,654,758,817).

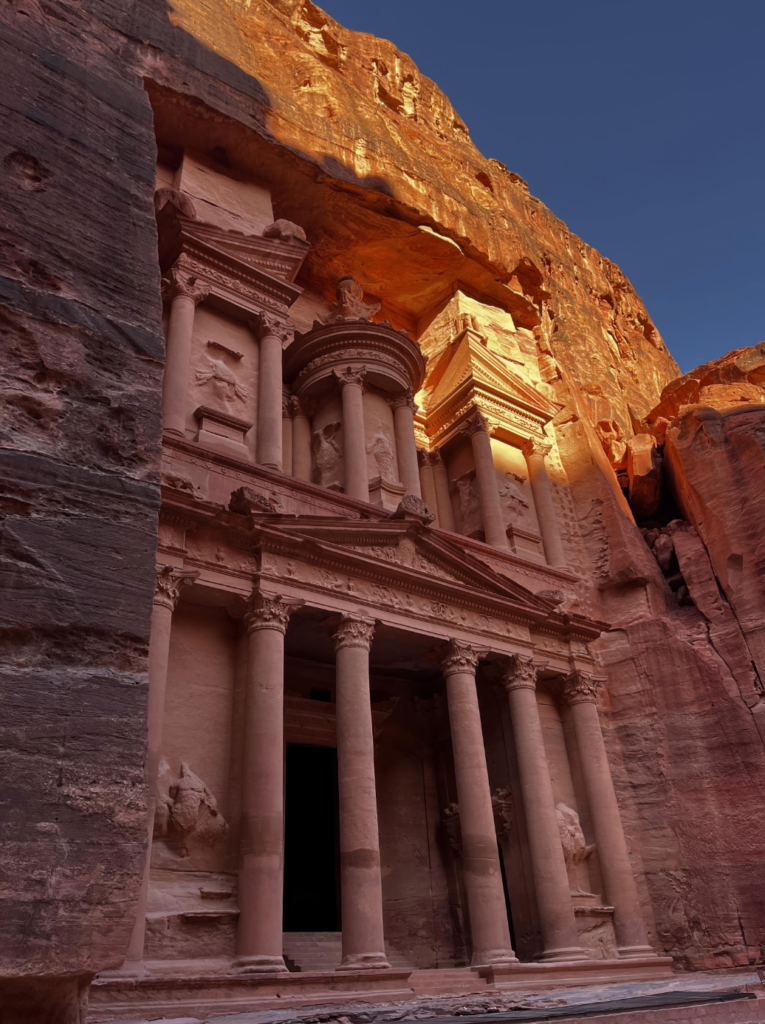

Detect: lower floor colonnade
133,564,655,976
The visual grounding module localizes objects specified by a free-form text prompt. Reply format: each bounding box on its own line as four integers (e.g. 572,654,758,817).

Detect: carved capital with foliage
501,653,538,693
332,614,375,651
388,388,417,413
252,312,293,345
244,591,304,634
333,365,368,390
560,670,602,706
161,257,209,306
440,638,482,678
458,409,488,440
520,437,553,460
154,565,200,611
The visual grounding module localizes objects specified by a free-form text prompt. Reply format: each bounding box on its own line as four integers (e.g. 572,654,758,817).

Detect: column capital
332,613,375,651
561,670,603,706
521,437,553,459
289,394,316,418
251,312,293,345
161,259,209,306
154,565,199,611
417,448,437,468
458,409,488,440
440,638,483,678
388,388,418,413
501,653,539,692
333,365,368,390
244,591,304,634
432,447,446,467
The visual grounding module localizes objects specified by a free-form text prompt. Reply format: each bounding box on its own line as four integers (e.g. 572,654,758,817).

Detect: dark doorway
283,744,340,931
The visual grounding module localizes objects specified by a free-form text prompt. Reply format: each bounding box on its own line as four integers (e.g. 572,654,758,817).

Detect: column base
471,949,519,968
336,952,391,972
618,945,657,959
535,946,590,962
231,955,289,975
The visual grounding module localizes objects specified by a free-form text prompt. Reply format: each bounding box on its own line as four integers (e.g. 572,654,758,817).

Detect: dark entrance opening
497,840,517,952
283,744,340,931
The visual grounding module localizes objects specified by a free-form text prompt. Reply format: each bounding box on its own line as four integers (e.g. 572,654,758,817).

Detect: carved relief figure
155,762,228,854
498,472,529,517
556,802,595,892
454,473,480,524
312,421,342,487
195,357,249,402
329,275,381,321
366,430,396,480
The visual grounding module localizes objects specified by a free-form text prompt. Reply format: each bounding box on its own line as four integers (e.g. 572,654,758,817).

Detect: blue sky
319,0,764,373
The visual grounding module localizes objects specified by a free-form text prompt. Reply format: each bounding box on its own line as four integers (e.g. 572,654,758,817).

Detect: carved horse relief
195,356,249,403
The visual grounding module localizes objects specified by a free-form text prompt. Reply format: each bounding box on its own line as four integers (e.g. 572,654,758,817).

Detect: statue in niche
498,472,529,517
556,802,595,893
195,356,248,402
366,430,396,480
155,762,228,855
454,473,480,523
312,421,342,487
328,275,381,322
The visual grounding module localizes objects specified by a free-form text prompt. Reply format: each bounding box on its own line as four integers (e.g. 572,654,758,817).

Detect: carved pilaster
161,258,209,306
333,365,368,390
332,614,375,652
153,565,199,611
560,670,603,706
501,653,538,693
244,592,304,634
440,638,481,678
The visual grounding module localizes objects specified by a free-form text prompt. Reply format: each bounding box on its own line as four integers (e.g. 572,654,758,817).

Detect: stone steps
282,932,413,973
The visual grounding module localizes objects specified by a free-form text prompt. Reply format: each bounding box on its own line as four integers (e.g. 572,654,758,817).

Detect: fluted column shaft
235,592,303,974
161,264,208,436
333,615,390,970
461,412,509,551
441,640,517,967
503,657,586,961
418,451,440,525
522,440,566,567
432,450,456,532
255,315,291,471
562,673,653,958
291,397,313,482
126,566,198,963
336,368,369,503
390,392,422,498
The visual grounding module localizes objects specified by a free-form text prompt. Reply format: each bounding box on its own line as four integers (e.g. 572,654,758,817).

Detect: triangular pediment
427,333,559,419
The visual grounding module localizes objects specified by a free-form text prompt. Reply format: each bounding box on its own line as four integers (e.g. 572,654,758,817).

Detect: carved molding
244,591,304,634
502,653,538,692
332,613,376,651
561,670,602,706
154,565,199,611
440,638,481,677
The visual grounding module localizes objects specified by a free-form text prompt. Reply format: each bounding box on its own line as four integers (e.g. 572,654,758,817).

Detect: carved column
561,672,653,958
441,640,517,967
291,396,314,483
161,261,209,436
432,449,457,532
282,389,293,476
126,565,198,963
253,314,291,471
521,439,566,567
334,367,369,503
417,451,440,526
460,412,509,551
332,615,390,970
389,390,422,498
235,591,304,974
502,656,587,961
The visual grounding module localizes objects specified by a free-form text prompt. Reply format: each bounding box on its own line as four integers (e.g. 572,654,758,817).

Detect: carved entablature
284,317,427,401
156,203,308,320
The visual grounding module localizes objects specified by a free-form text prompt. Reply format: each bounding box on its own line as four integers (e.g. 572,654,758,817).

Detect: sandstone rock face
2,0,765,1016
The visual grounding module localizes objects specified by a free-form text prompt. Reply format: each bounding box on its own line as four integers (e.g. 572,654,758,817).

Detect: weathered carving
366,430,396,479
312,421,343,487
440,638,481,677
388,388,417,412
154,565,199,611
328,275,381,321
252,311,293,344
244,591,304,634
161,259,209,306
520,437,553,460
332,614,375,651
498,473,529,515
390,494,436,524
195,357,249,402
156,762,227,853
556,802,595,873
229,486,281,516
492,787,514,836
334,365,368,389
458,409,488,439
154,187,196,219
561,671,603,706
502,654,538,692
262,218,307,242
442,802,462,853
454,472,480,522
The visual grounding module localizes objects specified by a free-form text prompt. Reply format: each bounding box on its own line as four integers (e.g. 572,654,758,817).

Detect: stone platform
88,957,673,1023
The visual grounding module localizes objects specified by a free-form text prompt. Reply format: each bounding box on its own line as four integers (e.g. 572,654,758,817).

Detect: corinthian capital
161,259,209,305
244,591,304,634
520,437,553,460
333,365,367,389
388,388,417,413
251,312,293,345
154,565,200,611
458,409,488,440
502,654,539,692
417,448,437,469
440,638,482,678
560,670,602,706
332,614,375,651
